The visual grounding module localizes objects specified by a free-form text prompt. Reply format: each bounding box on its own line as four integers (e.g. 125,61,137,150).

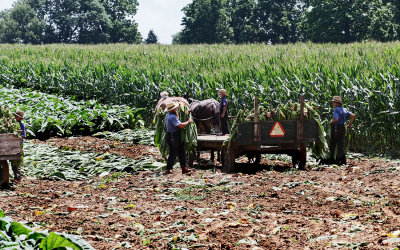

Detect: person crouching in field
329,96,355,165
11,111,26,182
165,102,193,175
219,89,229,135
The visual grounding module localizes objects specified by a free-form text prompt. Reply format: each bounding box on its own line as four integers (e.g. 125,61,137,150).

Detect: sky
0,0,191,44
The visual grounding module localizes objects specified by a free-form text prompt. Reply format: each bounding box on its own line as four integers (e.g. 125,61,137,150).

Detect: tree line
174,0,400,44
1,0,399,44
0,0,156,44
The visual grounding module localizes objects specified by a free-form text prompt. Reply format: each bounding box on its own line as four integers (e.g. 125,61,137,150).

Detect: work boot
181,166,192,175
164,169,172,175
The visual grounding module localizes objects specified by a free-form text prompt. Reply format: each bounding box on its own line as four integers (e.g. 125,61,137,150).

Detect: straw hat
219,89,227,95
166,102,179,112
331,96,342,103
14,111,24,119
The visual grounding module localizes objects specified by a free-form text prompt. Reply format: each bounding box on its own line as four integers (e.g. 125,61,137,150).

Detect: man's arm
177,118,193,129
348,113,355,129
330,118,338,125
221,105,227,118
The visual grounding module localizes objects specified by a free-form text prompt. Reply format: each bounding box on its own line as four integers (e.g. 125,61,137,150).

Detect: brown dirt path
1,137,400,249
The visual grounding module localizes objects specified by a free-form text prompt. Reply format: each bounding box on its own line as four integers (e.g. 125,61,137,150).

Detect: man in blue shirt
219,89,229,135
329,96,355,165
165,102,193,175
11,111,26,182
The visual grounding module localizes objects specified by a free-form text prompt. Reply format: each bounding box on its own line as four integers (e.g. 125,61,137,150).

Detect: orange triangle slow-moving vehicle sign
269,121,285,137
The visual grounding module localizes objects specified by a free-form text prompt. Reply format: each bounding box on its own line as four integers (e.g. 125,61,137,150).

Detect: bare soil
31,137,160,160
2,137,400,249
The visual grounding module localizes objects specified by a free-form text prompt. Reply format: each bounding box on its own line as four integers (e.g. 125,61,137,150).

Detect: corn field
0,43,399,155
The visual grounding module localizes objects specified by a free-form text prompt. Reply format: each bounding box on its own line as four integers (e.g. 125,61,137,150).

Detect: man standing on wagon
219,89,229,135
164,102,193,175
329,96,355,165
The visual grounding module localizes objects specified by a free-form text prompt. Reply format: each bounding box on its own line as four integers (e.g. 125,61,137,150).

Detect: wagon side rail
0,134,22,160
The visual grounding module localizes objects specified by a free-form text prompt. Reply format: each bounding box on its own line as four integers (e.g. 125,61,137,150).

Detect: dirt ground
2,137,400,249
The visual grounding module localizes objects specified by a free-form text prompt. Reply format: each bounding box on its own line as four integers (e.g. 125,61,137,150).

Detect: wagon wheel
222,146,235,173
298,145,307,170
291,152,300,168
0,160,10,189
247,153,261,165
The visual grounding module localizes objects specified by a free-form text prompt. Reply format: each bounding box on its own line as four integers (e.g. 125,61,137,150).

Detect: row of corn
153,105,197,159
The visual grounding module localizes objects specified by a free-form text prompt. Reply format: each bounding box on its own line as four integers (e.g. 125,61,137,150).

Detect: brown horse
154,96,189,113
189,98,220,134
189,98,221,162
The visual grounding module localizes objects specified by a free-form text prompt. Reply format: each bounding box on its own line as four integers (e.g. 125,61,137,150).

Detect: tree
302,0,398,43
0,0,44,44
98,0,142,43
254,0,306,44
145,29,158,44
368,0,398,41
227,0,258,43
172,32,182,44
77,0,112,43
179,0,233,44
0,0,142,44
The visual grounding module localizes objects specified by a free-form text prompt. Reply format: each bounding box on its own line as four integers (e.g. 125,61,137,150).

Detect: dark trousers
329,124,346,164
221,115,229,134
166,132,186,170
11,147,23,180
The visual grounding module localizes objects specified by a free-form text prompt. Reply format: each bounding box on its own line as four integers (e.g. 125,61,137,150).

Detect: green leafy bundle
0,209,94,249
0,106,18,134
227,101,329,159
22,142,163,181
154,105,197,159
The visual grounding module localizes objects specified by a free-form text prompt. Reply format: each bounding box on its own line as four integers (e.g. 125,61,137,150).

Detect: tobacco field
0,43,400,249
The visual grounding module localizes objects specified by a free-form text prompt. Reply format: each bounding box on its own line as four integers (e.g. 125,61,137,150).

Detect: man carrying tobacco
164,102,193,175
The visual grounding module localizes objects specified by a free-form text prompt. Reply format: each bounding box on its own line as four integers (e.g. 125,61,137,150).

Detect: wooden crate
0,134,22,188
0,134,22,160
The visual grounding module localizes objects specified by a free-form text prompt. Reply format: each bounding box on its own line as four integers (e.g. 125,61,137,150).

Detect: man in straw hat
218,89,229,135
329,96,355,165
165,102,193,175
11,111,26,182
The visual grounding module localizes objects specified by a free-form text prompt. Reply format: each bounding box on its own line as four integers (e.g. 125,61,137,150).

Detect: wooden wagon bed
0,134,22,188
191,96,320,173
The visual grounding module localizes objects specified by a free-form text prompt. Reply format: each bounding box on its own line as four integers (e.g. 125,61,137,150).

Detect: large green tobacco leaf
10,222,31,236
39,232,80,250
0,211,94,249
59,233,95,250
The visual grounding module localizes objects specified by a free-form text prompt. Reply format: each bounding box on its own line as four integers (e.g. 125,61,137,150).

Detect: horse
188,98,221,134
153,92,190,120
188,98,221,162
